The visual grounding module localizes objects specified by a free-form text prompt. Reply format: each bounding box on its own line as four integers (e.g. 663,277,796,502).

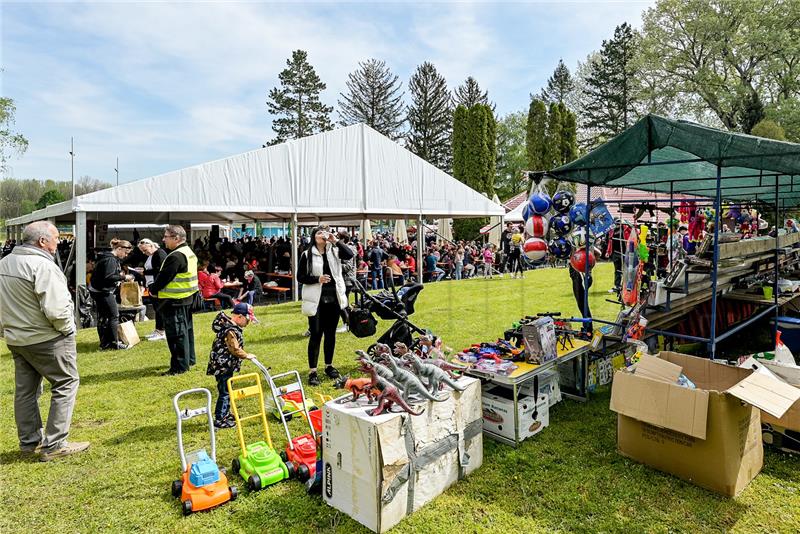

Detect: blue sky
2,1,651,185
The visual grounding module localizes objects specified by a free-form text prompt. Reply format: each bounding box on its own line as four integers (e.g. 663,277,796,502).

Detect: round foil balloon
549,214,572,236
569,249,596,272
525,214,549,238
548,237,573,259
552,190,575,214
523,237,548,261
529,192,552,215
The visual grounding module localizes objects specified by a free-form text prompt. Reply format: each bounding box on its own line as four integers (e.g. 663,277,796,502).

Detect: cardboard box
323,377,482,533
610,352,800,497
515,369,562,406
522,317,557,364
481,385,549,441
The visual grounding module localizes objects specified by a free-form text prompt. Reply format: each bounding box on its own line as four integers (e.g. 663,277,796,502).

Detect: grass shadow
0,450,41,465
80,365,165,386
104,422,176,446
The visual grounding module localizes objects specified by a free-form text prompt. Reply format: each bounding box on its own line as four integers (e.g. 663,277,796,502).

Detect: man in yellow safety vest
148,225,198,375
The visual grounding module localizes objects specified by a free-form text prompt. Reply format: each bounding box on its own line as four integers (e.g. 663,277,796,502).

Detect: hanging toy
523,237,548,261
549,214,573,236
588,199,614,236
638,225,649,262
522,202,534,222
569,202,589,226
570,227,589,248
569,249,595,272
621,228,643,306
552,190,575,215
525,214,549,238
529,192,552,215
548,237,573,259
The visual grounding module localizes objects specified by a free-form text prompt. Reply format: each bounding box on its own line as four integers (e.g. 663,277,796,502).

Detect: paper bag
118,321,140,347
120,281,142,307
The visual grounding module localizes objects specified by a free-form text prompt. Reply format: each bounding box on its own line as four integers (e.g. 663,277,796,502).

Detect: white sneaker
336,325,348,333
147,331,166,341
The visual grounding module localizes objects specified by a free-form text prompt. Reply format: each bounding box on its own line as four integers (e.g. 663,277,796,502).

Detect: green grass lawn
1,263,799,533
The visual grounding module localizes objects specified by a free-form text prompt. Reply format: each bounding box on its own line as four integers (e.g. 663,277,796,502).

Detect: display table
463,339,591,446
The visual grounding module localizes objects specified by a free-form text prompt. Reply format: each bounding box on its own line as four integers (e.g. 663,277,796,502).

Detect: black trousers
163,303,195,373
570,266,593,332
308,300,340,370
612,253,623,289
91,291,119,348
151,296,165,331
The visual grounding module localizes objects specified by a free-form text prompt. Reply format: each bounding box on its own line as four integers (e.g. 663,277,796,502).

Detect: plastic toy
171,388,237,516
522,202,534,222
569,227,589,248
548,237,573,259
549,214,572,236
357,357,424,416
621,229,642,306
552,190,575,214
525,214,548,238
334,375,381,402
402,352,466,393
523,237,548,261
569,249,596,272
529,192,552,215
638,225,650,262
588,200,614,236
227,373,295,491
569,202,589,226
380,353,449,402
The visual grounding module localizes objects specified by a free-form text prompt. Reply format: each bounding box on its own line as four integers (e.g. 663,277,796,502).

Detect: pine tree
338,58,405,139
525,99,548,171
454,77,495,111
266,50,333,145
406,62,452,171
582,23,638,147
540,59,574,106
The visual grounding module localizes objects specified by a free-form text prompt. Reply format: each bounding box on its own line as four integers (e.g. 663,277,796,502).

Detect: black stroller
348,268,429,354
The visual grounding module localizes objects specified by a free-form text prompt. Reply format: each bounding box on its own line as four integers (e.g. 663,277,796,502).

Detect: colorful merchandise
621,229,642,306
529,192,552,215
569,202,589,226
549,214,572,236
171,388,237,516
552,190,575,214
588,200,614,236
548,237,573,259
356,356,425,416
569,249,595,272
570,227,589,248
522,202,534,222
525,214,549,238
523,237,548,261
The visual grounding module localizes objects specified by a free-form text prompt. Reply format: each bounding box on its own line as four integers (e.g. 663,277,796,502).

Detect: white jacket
300,243,348,317
0,245,76,345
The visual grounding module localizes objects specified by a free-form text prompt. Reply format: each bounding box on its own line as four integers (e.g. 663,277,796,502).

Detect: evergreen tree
266,50,333,145
540,59,575,106
454,76,495,111
544,103,563,170
582,23,639,147
525,99,548,171
494,110,528,199
451,105,469,186
559,103,579,165
338,58,405,139
406,62,452,171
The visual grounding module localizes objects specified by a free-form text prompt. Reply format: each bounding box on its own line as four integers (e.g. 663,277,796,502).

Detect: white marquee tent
6,124,503,318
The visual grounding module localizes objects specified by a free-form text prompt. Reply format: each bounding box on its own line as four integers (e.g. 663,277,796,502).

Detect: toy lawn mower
252,359,320,483
171,388,237,516
227,372,295,492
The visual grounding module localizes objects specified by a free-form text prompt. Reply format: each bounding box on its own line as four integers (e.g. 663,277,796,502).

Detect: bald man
0,221,88,461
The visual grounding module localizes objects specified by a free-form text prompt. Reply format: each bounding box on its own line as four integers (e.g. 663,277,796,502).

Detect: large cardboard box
323,377,482,533
516,369,562,406
482,386,548,441
610,352,800,497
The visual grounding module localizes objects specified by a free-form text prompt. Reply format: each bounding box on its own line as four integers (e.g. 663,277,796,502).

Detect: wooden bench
264,285,291,303
203,298,221,312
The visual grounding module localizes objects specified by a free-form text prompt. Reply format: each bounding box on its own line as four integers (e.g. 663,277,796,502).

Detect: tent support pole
774,176,780,343
708,165,722,359
291,213,298,302
417,216,424,285
584,180,591,328
75,212,87,329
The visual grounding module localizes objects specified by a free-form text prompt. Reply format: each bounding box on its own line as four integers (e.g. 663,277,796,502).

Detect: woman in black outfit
90,238,133,349
297,226,354,386
138,238,168,340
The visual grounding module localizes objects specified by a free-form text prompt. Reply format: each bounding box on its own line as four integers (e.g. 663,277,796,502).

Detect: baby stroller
348,268,429,354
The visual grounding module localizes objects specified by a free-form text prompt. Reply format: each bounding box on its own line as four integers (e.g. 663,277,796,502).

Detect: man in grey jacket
0,221,88,461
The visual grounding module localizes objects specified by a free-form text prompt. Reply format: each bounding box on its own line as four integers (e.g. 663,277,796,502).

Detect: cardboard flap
726,372,800,419
610,370,709,439
634,355,683,384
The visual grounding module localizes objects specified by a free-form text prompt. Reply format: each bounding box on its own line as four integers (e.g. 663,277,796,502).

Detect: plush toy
525,214,549,238
548,237,573,259
529,192,552,215
552,190,575,214
569,202,589,226
549,214,572,236
523,238,548,261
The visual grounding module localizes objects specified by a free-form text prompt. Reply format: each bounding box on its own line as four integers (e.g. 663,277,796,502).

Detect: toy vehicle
251,359,320,483
260,366,318,421
227,372,295,491
171,388,237,516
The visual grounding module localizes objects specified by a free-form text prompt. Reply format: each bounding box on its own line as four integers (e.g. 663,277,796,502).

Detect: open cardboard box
610,351,800,497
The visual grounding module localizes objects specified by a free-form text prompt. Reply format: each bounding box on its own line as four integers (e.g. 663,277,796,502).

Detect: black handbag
349,307,377,338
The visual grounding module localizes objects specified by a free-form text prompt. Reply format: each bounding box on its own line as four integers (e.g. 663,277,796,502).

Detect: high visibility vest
158,246,199,299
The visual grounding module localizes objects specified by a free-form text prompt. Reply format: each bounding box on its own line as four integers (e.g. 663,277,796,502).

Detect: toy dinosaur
359,359,423,416
380,352,448,402
333,375,380,403
423,355,468,379
403,352,466,393
355,350,401,388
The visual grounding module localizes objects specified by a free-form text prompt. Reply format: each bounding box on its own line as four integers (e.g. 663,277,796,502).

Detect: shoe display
39,441,90,462
324,365,340,379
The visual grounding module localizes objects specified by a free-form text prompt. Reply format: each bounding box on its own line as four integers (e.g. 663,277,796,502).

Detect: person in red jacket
198,261,234,308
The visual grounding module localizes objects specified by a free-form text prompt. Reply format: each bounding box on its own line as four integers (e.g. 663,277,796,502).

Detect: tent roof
8,124,503,226
549,114,800,208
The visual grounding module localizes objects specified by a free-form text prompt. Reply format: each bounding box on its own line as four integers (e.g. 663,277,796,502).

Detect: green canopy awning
549,115,800,208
